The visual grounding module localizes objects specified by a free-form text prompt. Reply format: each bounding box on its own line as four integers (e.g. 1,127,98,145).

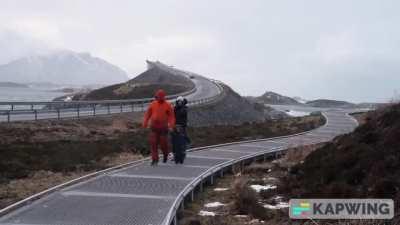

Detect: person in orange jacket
143,89,176,166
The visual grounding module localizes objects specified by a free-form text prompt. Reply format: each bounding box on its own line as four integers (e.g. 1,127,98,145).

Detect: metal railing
162,111,359,225
0,80,225,122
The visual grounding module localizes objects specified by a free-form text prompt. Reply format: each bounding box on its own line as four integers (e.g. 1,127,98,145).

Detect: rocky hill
253,91,301,105
306,99,356,108
285,103,400,206
0,51,129,86
74,61,195,100
189,85,288,127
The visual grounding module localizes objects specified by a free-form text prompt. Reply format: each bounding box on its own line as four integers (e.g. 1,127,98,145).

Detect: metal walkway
0,109,359,225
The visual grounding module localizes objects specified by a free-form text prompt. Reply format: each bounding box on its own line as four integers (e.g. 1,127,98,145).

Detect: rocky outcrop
306,99,355,108
253,91,301,105
74,61,195,100
188,85,288,127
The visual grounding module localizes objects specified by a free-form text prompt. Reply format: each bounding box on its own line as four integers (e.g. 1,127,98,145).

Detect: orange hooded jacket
142,89,176,129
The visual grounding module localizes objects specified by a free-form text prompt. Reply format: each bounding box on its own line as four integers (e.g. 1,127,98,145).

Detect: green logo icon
292,202,310,216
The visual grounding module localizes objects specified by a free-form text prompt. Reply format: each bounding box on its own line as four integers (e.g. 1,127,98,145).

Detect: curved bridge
0,109,358,225
0,61,223,123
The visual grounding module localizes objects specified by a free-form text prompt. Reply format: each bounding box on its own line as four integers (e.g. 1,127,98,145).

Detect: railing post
77,105,80,119
34,110,37,121
57,109,60,120
141,102,144,111
131,103,134,112
31,104,34,111
181,200,185,210
93,104,96,116
120,103,123,113
107,104,111,114
7,111,10,123
11,104,14,111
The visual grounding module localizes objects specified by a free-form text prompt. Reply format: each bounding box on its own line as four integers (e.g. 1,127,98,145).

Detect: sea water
0,87,65,110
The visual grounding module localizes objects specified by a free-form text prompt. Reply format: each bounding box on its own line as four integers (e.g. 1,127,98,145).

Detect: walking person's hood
155,89,166,102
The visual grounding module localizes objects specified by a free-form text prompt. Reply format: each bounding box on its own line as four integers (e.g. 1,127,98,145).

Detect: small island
0,82,29,88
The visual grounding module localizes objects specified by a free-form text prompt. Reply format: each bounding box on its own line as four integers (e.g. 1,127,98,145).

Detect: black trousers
171,126,189,163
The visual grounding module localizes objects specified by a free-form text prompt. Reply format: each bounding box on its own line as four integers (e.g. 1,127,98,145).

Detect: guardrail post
107,104,111,114
7,111,10,123
141,102,144,111
77,105,80,119
173,215,177,225
220,169,224,177
11,104,14,111
30,104,34,111
181,200,185,210
190,190,194,201
57,109,60,120
120,103,123,113
210,175,214,185
200,181,203,192
131,103,134,112
93,104,96,116
34,110,37,121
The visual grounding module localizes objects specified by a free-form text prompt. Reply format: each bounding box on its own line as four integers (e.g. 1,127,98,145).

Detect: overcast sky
1,0,399,103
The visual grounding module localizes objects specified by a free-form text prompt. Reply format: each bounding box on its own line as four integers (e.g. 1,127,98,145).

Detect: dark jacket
174,100,188,127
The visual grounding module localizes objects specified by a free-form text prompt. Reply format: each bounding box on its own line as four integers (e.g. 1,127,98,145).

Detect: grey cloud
0,0,399,102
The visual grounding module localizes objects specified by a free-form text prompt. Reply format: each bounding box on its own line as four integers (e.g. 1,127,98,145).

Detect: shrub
232,178,271,220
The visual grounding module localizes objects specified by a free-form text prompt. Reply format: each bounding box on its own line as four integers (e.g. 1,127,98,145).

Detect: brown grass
0,151,143,209
0,113,323,210
232,177,272,220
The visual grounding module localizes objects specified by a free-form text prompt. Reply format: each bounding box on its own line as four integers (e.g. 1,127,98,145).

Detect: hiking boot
151,160,158,166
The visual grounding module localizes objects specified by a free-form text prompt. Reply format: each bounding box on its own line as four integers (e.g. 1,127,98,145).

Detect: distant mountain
254,91,302,105
0,82,28,88
0,51,129,86
306,99,356,108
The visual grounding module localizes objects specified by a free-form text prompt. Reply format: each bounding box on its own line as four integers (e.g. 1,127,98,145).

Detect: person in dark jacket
172,96,190,164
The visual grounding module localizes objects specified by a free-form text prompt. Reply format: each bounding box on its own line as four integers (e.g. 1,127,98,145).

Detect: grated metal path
0,109,359,225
